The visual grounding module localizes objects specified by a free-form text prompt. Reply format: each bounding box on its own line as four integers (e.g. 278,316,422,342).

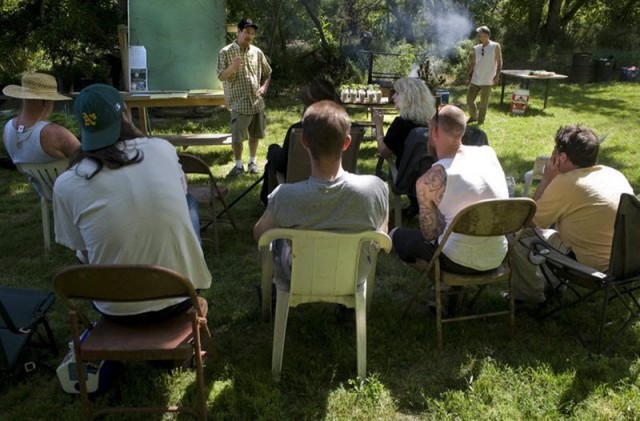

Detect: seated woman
260,79,342,205
372,77,436,217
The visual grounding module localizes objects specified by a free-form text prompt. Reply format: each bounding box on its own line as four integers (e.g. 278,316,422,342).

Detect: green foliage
2,82,640,419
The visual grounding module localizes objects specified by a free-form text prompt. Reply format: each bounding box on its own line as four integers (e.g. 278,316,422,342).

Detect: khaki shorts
231,111,266,144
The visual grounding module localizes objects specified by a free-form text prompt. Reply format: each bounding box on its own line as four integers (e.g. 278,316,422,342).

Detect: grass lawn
1,81,639,420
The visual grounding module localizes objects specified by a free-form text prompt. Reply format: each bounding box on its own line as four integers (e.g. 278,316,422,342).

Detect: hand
464,76,470,85
371,108,383,125
542,149,561,183
256,86,267,97
231,57,243,71
492,75,500,85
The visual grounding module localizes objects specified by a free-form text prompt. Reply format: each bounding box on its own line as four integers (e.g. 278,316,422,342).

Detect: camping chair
522,155,550,197
15,159,69,252
53,264,214,421
0,287,57,372
530,193,640,353
403,198,537,351
278,126,365,184
258,229,392,380
178,153,237,254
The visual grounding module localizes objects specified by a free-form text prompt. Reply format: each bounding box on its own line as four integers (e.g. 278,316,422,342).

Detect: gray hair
476,26,491,36
393,77,436,126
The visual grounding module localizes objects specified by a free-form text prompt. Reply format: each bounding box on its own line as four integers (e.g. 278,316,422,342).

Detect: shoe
227,165,244,177
248,162,260,174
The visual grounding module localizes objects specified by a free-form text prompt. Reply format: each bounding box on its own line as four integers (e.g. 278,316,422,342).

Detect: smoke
431,8,474,57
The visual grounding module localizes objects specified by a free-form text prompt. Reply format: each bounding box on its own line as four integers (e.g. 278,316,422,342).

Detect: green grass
1,81,640,420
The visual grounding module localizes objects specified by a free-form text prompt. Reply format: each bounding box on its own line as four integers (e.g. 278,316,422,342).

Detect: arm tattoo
416,166,447,241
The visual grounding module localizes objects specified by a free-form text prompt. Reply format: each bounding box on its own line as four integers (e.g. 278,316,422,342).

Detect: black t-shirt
383,117,424,163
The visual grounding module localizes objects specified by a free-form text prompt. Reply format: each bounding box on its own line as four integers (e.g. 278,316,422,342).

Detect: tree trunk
543,0,563,43
300,0,333,57
560,0,590,27
386,0,415,43
527,0,544,43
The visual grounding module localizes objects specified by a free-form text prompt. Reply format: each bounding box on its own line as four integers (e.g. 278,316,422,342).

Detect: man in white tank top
465,26,502,125
2,73,80,164
392,105,509,274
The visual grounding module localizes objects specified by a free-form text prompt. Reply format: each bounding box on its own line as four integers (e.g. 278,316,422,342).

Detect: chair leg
70,312,91,420
508,278,515,338
597,288,610,354
435,275,443,352
42,198,51,252
272,290,290,381
355,293,367,380
192,316,207,421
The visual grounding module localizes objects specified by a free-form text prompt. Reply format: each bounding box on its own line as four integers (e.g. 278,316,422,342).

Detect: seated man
260,79,343,205
511,125,634,304
53,84,211,323
254,100,389,282
392,105,509,274
2,73,80,164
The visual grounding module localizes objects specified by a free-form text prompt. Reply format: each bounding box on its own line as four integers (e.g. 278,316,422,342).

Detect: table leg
139,106,148,135
500,74,506,106
544,80,550,108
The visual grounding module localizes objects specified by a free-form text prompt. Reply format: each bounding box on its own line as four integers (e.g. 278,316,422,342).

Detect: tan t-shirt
534,165,634,270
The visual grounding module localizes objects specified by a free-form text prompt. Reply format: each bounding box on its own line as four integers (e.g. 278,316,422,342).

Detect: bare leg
232,142,244,161
249,137,259,158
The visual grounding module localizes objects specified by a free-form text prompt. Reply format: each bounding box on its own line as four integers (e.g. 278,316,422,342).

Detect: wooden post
118,24,129,91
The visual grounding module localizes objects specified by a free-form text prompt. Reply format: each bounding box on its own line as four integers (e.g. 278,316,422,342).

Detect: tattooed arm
416,164,447,241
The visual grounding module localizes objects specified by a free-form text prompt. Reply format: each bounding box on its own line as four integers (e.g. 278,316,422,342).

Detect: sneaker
227,165,244,177
248,162,260,174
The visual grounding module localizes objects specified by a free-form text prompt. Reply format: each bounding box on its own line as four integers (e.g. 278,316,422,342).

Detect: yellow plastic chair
258,229,392,380
403,198,537,351
16,159,69,252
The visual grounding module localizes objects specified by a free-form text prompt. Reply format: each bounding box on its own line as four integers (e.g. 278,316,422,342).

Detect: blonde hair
393,77,436,126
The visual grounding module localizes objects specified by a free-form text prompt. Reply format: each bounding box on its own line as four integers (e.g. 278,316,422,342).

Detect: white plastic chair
522,155,550,197
258,229,392,380
16,159,69,252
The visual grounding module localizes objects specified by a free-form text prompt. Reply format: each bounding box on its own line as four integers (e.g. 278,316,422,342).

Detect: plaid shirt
217,41,272,115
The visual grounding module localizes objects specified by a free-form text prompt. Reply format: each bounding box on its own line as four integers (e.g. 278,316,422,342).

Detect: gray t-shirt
268,172,388,232
267,171,388,289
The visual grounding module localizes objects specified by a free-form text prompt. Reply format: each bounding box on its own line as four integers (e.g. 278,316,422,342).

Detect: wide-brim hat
74,84,124,152
2,73,70,101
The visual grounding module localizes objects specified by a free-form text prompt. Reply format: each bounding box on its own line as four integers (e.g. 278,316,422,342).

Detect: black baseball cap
238,18,258,30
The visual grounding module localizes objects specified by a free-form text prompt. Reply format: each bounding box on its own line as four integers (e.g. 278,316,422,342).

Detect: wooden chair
404,198,537,351
0,287,57,372
53,264,214,420
258,229,391,380
178,153,237,253
15,159,69,252
279,126,365,184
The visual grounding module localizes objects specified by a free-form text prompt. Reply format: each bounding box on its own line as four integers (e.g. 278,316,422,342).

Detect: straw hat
2,73,70,101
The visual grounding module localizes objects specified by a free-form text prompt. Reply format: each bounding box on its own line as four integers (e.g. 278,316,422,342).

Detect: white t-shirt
435,145,509,270
471,41,499,86
53,137,211,315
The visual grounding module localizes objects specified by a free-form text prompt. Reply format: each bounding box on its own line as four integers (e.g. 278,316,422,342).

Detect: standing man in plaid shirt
218,18,272,177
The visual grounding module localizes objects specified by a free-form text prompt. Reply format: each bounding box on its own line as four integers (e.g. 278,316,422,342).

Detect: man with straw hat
2,73,80,164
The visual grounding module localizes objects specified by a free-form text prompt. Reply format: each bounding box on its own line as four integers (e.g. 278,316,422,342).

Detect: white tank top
3,119,57,164
436,145,509,270
471,41,499,86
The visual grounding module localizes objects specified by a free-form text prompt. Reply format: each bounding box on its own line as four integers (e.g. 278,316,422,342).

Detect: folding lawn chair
530,193,640,353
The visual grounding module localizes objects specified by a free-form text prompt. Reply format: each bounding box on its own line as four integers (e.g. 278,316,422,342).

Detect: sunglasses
434,102,450,125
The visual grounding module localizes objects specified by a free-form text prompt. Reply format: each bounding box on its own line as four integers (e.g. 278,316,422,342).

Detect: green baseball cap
74,84,125,151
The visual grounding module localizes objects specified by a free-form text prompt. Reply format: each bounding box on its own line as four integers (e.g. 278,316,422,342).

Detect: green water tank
128,0,226,91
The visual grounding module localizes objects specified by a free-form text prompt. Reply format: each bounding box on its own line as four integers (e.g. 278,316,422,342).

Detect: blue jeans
186,193,201,244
